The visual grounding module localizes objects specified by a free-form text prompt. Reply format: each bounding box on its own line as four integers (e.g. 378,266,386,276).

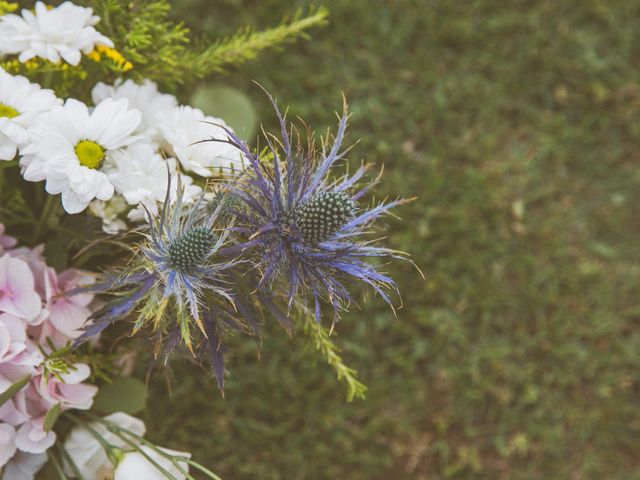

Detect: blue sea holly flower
214,94,413,325
74,174,244,388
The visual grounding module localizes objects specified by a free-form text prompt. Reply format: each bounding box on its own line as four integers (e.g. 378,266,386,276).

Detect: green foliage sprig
1,1,327,95
78,0,327,90
300,313,367,402
183,6,329,80
39,340,116,384
83,0,190,87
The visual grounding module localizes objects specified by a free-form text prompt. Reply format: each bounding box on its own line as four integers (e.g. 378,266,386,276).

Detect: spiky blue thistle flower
214,93,413,324
73,174,245,390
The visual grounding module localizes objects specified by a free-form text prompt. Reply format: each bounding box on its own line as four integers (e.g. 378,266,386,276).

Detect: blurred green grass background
146,1,640,478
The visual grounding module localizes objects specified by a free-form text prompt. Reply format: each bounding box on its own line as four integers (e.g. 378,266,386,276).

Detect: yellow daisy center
0,103,19,118
75,140,105,169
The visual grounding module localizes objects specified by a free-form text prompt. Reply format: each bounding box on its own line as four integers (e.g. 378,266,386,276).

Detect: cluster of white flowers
0,2,245,231
63,412,191,479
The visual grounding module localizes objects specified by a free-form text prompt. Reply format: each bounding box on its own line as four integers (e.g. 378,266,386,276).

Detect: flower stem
104,428,179,480
48,450,71,480
56,443,87,480
0,159,17,170
83,412,221,479
33,194,59,243
185,460,224,480
41,70,53,89
78,412,223,479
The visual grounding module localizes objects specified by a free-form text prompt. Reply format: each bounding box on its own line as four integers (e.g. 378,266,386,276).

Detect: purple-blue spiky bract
71,173,243,391
214,93,411,324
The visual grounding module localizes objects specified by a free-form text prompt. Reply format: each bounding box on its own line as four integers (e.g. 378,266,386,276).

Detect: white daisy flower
0,69,60,161
126,175,203,223
105,142,202,213
157,105,245,177
92,79,178,145
0,1,113,66
21,98,142,214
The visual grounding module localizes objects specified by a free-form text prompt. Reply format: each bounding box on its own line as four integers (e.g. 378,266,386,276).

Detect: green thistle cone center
168,226,216,271
293,191,356,244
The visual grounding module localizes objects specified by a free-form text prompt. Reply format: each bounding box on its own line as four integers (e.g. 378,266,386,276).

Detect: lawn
145,1,640,478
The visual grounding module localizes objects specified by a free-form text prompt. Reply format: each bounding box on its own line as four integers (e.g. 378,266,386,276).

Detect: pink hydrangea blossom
0,225,98,475
6,245,48,301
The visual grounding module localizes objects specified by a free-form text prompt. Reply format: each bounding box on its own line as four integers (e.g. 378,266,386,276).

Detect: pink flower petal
0,423,17,467
15,418,56,454
0,255,42,322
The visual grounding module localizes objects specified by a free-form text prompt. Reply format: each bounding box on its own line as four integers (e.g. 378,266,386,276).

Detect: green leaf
43,403,62,432
191,84,258,140
93,377,147,415
0,374,31,407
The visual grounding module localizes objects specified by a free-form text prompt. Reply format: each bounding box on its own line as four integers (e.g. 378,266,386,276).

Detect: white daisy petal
22,158,46,182
0,138,17,160
91,79,177,144
44,176,70,195
60,48,81,66
0,70,60,161
61,189,89,214
92,99,142,149
157,105,246,177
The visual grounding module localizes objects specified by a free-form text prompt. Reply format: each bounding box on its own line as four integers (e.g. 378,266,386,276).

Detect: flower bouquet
0,1,414,478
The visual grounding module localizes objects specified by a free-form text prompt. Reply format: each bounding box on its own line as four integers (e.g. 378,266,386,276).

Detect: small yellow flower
0,1,18,16
88,45,133,72
0,59,19,72
25,59,40,70
86,50,101,62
